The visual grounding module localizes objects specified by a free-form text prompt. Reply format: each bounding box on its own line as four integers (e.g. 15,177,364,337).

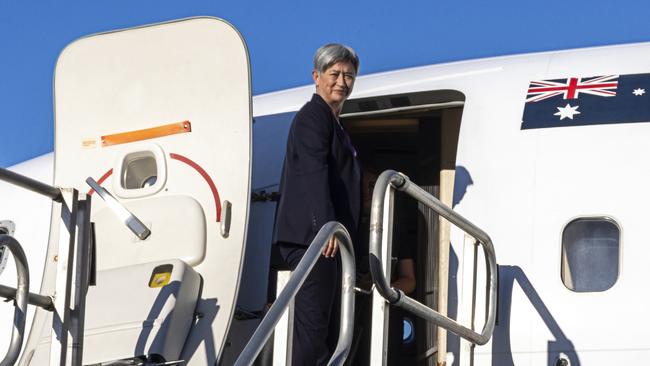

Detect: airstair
0,166,497,365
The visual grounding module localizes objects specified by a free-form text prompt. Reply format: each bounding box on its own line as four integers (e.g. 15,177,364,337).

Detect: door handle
221,200,232,238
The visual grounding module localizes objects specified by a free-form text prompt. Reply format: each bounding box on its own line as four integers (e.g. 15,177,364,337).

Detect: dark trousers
278,243,341,366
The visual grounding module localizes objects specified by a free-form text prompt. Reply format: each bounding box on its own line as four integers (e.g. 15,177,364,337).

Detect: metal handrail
0,171,93,365
0,285,53,311
235,222,356,366
368,170,498,345
0,167,62,202
0,235,29,366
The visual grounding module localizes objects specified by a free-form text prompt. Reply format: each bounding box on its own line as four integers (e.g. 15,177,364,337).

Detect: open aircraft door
20,18,252,365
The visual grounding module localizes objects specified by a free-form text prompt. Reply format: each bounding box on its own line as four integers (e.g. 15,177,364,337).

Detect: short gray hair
313,43,360,74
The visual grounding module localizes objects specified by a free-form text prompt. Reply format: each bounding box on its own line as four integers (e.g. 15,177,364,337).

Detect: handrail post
368,172,404,305
368,178,396,366
368,170,498,348
234,222,356,366
48,189,94,366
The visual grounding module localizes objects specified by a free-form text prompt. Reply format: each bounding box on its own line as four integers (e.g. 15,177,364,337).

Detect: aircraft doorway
341,89,464,366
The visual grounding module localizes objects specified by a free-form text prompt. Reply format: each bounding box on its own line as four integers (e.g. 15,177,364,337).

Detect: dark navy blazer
273,94,361,247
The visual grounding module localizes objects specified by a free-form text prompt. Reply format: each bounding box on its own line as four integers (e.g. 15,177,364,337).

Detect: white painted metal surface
81,259,201,364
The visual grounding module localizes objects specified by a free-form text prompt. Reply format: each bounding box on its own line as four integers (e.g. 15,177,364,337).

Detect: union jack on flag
526,75,619,103
521,72,650,129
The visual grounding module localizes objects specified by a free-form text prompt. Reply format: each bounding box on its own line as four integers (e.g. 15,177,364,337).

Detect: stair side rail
0,167,93,366
235,221,356,366
0,235,29,366
368,170,498,345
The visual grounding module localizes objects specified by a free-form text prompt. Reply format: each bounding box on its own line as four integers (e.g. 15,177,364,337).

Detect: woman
272,43,361,365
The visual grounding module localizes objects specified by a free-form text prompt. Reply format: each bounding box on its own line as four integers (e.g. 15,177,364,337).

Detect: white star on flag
633,88,646,96
554,104,581,120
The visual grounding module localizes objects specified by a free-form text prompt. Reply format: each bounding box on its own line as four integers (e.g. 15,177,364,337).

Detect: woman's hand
390,258,416,295
322,235,339,257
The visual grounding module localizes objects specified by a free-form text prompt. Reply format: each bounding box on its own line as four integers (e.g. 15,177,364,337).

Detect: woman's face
313,61,356,110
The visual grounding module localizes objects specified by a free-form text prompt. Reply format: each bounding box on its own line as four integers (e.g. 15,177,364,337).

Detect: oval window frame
560,216,622,293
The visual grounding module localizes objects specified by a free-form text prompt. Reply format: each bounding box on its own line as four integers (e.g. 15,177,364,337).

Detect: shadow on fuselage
491,265,580,366
447,168,578,366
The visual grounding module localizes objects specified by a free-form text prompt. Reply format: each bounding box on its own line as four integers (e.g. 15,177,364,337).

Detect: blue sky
1,0,648,167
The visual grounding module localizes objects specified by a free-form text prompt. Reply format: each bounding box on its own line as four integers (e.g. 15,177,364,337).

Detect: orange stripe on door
101,121,191,147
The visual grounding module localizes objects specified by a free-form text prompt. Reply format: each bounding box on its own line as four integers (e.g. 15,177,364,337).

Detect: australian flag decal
521,73,650,129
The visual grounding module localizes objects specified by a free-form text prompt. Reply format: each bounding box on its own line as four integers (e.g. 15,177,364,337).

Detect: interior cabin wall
343,105,463,366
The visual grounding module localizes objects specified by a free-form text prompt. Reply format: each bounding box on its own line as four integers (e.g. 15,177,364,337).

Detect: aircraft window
561,217,620,292
121,151,158,190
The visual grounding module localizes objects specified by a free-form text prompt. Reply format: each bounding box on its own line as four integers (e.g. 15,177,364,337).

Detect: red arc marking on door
170,153,222,222
87,154,222,222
